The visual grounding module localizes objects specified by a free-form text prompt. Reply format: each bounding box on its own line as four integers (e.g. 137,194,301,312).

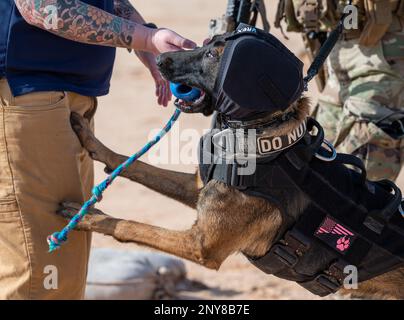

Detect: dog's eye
206,50,217,58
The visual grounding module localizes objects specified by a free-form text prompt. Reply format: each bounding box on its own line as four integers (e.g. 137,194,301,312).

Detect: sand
90,0,404,300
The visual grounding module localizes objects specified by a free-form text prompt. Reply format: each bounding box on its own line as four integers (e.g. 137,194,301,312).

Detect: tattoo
14,0,138,49
114,0,135,20
114,0,145,24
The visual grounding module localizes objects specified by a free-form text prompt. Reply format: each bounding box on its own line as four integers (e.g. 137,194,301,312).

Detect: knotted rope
47,109,182,252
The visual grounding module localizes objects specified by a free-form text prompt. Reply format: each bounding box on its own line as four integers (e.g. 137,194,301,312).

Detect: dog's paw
70,112,107,162
70,112,90,138
57,202,79,220
58,202,106,217
57,202,107,231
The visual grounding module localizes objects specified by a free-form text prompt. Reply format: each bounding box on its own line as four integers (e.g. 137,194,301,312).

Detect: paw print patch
315,216,357,255
336,237,351,252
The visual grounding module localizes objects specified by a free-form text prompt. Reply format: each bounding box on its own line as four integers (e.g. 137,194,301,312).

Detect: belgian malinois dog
60,34,404,299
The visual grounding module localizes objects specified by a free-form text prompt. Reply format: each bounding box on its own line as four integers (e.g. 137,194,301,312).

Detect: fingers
156,81,162,104
152,29,196,54
175,37,197,50
169,31,196,50
155,79,172,107
133,45,174,107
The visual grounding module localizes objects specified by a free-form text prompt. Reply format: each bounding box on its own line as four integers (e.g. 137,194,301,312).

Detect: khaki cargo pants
0,78,94,299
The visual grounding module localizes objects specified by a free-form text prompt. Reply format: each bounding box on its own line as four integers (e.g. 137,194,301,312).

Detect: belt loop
0,78,9,107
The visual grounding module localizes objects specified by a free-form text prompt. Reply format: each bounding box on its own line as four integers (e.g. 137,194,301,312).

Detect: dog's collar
220,110,299,130
211,117,308,159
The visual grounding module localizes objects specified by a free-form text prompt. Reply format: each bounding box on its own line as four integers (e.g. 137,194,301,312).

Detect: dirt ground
90,0,404,300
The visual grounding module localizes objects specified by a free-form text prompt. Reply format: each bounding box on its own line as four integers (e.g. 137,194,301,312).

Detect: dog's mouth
174,89,209,114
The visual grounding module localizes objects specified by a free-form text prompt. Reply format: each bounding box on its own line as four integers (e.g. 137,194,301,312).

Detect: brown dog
59,35,404,299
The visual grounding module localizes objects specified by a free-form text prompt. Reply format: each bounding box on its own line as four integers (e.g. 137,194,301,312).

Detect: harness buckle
284,230,311,255
313,274,341,294
272,230,311,268
328,261,346,281
315,139,337,162
300,261,345,296
272,244,299,268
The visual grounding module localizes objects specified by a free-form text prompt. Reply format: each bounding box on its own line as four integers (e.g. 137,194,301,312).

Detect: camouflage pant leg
313,62,343,144
330,30,404,181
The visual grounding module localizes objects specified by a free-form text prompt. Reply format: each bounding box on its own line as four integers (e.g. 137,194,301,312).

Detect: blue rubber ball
170,83,201,102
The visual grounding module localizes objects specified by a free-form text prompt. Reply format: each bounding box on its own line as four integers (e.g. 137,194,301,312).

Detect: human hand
146,28,196,54
135,50,172,107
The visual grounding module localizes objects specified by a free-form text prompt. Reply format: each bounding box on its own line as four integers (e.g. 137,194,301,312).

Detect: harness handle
307,118,325,153
334,153,367,183
364,180,403,234
303,0,352,89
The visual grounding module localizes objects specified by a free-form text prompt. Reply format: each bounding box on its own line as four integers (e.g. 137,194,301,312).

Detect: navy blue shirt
0,0,116,97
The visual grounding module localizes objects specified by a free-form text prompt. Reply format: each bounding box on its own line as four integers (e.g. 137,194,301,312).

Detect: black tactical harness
199,116,404,297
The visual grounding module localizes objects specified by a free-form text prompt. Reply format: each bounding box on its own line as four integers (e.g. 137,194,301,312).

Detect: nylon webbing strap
303,20,344,89
302,0,353,89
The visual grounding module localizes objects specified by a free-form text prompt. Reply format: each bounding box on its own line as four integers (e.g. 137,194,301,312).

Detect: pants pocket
0,199,20,219
338,121,402,181
7,91,67,112
4,92,68,113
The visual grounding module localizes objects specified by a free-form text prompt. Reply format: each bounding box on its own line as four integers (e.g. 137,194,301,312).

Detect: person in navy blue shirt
0,0,196,299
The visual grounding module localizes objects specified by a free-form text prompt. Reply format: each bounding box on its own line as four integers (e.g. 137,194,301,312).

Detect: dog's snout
156,55,173,69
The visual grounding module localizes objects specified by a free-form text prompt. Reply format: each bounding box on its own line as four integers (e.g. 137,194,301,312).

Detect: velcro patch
257,120,306,155
315,216,357,255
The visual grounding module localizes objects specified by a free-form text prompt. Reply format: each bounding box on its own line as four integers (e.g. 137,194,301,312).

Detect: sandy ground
90,0,404,300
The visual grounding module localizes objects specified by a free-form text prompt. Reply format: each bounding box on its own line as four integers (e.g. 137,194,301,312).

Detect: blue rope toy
47,83,200,252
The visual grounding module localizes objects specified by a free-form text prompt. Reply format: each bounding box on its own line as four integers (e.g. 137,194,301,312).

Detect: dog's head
158,26,305,121
157,34,227,116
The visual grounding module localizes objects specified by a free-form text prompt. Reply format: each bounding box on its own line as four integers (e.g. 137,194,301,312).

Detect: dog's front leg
58,202,227,270
71,113,200,209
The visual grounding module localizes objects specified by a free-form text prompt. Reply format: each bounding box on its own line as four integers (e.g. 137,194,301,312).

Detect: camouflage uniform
278,0,404,181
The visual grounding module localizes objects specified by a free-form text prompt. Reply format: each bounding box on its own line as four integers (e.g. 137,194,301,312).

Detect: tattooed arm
15,0,196,53
14,0,153,50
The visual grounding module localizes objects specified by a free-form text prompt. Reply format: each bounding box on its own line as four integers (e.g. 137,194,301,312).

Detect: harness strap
303,1,351,89
251,0,270,32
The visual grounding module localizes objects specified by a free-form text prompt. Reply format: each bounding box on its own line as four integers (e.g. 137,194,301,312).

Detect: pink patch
315,216,357,255
336,237,351,252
